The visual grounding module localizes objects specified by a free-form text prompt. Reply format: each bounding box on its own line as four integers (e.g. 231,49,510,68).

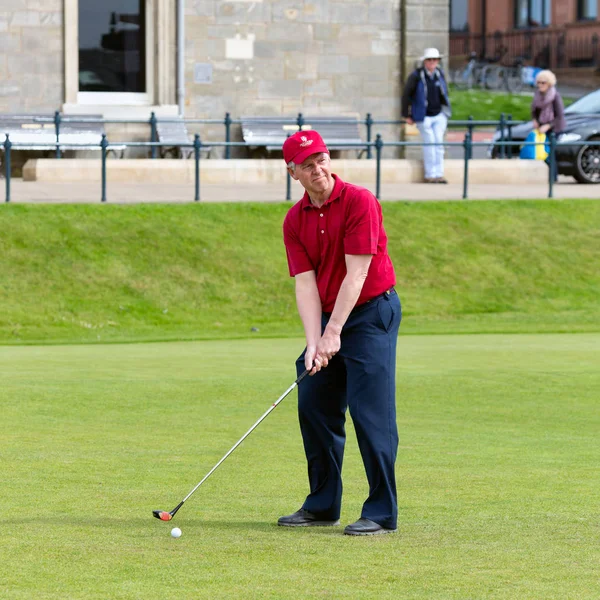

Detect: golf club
153,367,311,521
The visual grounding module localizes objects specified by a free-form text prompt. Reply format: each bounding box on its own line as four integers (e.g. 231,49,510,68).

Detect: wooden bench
241,115,366,158
156,116,211,158
60,115,125,157
0,114,125,157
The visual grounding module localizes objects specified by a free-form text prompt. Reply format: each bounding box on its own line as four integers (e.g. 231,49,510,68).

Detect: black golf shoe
277,509,340,527
343,518,397,536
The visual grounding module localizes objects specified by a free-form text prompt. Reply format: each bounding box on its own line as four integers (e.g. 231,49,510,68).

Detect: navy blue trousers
295,290,401,529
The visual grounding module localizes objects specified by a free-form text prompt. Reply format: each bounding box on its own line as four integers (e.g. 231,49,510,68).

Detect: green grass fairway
2,335,599,599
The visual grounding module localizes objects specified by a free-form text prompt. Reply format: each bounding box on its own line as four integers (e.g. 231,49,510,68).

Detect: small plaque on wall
194,63,213,84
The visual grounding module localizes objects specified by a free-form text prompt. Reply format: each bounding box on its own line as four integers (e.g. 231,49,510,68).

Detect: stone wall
24,158,550,186
403,0,449,76
0,0,63,113
185,0,403,154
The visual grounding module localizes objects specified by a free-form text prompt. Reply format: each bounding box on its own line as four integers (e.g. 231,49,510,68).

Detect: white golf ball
171,527,182,539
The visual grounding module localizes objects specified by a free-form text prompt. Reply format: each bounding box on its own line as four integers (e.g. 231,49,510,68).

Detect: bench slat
241,115,364,154
156,116,211,157
0,114,127,155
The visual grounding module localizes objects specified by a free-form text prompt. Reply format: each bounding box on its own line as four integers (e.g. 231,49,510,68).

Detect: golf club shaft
180,368,310,505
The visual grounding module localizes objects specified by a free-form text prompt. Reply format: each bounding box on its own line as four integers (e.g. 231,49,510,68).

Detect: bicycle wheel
451,68,469,90
483,65,505,90
451,69,467,90
505,67,524,93
472,65,485,89
467,70,477,89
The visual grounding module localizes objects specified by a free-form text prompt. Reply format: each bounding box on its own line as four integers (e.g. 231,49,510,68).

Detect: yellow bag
534,129,548,161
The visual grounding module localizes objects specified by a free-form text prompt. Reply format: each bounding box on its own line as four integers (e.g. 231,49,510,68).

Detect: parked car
489,89,600,183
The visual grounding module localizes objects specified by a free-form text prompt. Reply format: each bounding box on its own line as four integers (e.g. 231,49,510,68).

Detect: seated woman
531,70,566,180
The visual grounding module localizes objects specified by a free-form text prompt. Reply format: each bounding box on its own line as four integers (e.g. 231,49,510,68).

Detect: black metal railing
2,130,582,204
451,27,600,69
1,111,522,162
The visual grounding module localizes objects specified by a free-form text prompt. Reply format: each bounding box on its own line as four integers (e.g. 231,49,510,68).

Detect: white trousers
416,113,448,179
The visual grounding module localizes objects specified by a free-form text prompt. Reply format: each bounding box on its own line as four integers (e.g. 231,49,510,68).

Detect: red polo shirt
283,175,396,312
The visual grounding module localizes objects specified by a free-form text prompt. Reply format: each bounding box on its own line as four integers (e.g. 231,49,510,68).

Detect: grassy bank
449,86,575,122
0,200,599,344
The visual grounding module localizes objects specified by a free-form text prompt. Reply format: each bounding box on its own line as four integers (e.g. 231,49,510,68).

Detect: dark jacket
531,90,566,134
401,67,451,123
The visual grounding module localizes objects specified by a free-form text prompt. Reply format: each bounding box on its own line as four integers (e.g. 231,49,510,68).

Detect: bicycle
482,64,507,90
451,52,484,90
504,57,525,93
451,48,508,91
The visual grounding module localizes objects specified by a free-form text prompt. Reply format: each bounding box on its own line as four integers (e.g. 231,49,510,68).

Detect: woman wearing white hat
401,48,452,183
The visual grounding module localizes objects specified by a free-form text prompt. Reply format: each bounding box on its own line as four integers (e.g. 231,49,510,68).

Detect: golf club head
153,510,173,521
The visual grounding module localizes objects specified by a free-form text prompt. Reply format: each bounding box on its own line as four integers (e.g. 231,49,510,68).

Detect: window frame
449,0,470,33
65,0,156,107
577,0,598,21
514,0,552,28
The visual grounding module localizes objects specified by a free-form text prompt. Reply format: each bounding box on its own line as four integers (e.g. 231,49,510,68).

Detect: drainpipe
177,0,185,116
481,0,487,58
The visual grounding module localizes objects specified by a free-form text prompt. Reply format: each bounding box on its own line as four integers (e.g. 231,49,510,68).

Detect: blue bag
520,131,537,160
520,130,548,160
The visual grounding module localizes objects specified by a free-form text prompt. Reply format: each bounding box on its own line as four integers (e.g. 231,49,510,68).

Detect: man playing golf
280,130,401,536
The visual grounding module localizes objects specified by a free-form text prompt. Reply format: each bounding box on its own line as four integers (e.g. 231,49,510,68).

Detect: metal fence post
101,134,108,203
467,115,474,160
224,112,231,159
507,114,513,159
4,134,11,203
499,113,506,159
194,134,201,202
548,131,556,198
284,133,292,201
54,111,62,159
150,112,157,159
375,134,383,200
463,131,471,199
366,113,373,159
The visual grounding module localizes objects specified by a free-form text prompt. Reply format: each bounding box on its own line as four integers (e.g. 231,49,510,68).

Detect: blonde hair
535,70,557,87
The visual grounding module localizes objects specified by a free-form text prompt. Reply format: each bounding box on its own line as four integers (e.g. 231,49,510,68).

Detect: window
78,0,146,94
578,0,598,20
515,0,551,27
450,0,469,32
64,0,176,111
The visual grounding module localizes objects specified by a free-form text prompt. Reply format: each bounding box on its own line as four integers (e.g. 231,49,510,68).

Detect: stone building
1,0,448,153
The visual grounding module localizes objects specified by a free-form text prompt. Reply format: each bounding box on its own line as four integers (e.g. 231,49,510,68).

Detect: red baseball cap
283,130,329,166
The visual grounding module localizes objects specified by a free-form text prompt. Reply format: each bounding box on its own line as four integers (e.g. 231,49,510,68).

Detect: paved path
3,178,599,204
446,129,495,143
446,129,494,159
557,83,596,99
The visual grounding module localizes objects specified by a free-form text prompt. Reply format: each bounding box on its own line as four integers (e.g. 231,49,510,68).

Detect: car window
565,89,600,114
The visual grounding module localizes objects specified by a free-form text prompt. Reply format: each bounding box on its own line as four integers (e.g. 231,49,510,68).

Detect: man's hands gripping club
305,322,342,374
296,255,373,376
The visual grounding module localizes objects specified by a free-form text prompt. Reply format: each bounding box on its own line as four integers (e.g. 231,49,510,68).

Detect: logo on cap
282,129,329,165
